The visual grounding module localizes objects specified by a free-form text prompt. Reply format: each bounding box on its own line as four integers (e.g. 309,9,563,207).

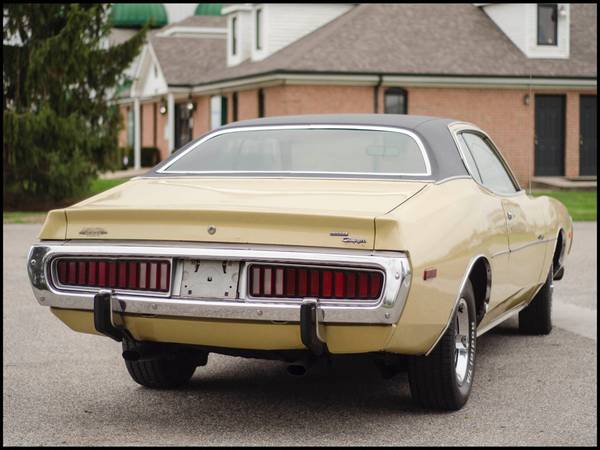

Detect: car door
452,131,512,314
460,132,546,306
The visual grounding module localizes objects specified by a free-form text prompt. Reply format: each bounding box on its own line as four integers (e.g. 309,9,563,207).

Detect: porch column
167,93,175,154
133,98,141,170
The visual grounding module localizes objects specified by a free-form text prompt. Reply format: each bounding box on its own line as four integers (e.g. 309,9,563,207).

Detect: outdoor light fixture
523,93,530,106
159,98,167,115
558,4,567,17
186,95,196,113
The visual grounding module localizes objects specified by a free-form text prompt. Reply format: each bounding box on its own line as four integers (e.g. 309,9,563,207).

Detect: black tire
122,338,199,389
408,280,477,411
519,264,553,335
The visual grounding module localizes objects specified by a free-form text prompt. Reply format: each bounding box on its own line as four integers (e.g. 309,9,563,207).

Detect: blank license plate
180,260,240,299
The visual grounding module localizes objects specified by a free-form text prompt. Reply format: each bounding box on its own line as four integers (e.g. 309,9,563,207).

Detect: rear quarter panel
375,178,511,354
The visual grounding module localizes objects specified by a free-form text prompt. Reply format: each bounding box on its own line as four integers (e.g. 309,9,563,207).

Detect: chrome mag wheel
454,297,471,385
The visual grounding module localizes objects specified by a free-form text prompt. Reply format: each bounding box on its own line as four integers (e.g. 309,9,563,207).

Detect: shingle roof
150,35,227,86
152,3,597,87
154,14,226,33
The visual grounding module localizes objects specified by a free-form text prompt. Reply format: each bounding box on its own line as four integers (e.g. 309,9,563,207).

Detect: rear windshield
161,128,430,176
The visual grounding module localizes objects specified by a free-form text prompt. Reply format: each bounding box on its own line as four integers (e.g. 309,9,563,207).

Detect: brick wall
265,84,374,115
141,102,155,148
118,105,129,148
406,87,534,185
127,85,594,183
192,95,211,138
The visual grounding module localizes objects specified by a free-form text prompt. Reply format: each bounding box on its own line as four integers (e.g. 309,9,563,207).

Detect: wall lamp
186,95,196,113
159,97,167,115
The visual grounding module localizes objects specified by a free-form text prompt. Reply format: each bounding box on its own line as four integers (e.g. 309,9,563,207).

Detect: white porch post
167,93,175,154
133,98,141,170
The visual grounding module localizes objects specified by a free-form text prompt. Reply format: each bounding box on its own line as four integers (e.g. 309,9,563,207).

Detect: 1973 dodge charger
27,114,572,410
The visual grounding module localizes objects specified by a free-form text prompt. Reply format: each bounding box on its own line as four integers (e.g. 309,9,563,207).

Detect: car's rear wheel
519,263,553,335
408,280,476,410
122,337,203,389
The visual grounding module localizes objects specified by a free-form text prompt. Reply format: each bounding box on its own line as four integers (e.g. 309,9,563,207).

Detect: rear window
161,127,430,176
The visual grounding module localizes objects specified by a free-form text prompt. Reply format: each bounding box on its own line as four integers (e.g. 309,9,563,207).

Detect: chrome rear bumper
27,241,411,325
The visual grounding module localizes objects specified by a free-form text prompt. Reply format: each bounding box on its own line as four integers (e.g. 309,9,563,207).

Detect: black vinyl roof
151,114,470,181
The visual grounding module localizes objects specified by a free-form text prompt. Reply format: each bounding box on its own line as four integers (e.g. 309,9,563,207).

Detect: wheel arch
552,228,566,280
468,256,492,326
424,254,491,355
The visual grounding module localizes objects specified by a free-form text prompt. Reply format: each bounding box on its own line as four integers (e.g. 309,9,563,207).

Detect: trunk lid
64,178,427,249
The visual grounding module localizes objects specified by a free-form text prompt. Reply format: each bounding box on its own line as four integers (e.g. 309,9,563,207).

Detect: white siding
227,8,253,66
251,3,353,61
483,3,570,59
132,45,168,98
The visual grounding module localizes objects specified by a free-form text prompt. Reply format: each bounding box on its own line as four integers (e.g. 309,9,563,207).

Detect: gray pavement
3,223,597,446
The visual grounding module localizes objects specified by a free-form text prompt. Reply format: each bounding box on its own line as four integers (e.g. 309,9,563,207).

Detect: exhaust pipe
122,343,166,362
286,364,307,376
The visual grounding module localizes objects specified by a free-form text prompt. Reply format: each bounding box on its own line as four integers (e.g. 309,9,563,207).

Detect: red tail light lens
248,265,383,300
54,258,170,293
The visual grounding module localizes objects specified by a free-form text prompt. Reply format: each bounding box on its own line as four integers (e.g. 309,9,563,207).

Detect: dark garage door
579,95,597,176
535,95,565,176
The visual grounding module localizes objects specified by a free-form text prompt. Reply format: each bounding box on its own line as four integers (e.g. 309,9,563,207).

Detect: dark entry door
175,103,193,149
580,95,597,176
535,95,565,176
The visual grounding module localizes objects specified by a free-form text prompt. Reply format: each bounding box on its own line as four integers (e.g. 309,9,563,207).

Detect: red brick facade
119,84,596,185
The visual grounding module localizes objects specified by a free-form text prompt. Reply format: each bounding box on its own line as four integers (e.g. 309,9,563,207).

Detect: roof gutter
174,71,596,94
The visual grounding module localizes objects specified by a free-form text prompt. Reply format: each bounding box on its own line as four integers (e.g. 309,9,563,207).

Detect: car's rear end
28,176,422,355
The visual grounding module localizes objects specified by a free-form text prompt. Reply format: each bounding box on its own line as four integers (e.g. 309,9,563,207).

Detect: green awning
194,3,222,16
110,4,168,29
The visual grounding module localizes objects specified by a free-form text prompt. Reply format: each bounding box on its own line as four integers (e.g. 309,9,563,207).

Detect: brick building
117,3,597,185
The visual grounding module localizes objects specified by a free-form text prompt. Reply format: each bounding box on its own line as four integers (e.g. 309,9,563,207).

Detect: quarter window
384,88,407,114
538,4,558,45
460,133,518,194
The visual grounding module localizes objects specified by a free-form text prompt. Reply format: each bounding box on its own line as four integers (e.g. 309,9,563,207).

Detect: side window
460,133,517,194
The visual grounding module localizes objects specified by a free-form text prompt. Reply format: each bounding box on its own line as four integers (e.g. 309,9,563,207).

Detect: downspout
374,74,383,113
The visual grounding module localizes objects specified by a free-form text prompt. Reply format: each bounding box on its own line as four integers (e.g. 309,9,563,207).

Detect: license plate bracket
180,260,240,299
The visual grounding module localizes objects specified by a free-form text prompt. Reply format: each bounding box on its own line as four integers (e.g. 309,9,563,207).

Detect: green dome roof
194,4,222,16
110,4,168,29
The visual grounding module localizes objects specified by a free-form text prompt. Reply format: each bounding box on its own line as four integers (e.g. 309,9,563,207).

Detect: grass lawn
533,190,597,221
87,177,130,197
3,177,131,224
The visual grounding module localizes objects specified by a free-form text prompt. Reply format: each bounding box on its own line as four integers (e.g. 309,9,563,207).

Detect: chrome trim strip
27,242,411,325
476,302,530,337
156,124,432,177
447,122,523,197
491,237,556,258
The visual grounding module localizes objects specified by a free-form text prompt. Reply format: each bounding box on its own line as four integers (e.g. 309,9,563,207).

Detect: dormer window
256,8,262,50
232,16,238,55
537,4,558,46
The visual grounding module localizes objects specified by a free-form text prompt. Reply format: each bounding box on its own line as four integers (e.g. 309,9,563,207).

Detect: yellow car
27,114,572,410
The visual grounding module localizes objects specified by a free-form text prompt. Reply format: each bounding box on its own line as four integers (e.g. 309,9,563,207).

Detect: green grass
3,211,48,224
4,177,131,224
87,177,130,197
533,190,597,221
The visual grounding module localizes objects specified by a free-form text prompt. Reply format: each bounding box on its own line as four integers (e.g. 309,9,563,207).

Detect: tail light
248,264,383,300
53,258,170,293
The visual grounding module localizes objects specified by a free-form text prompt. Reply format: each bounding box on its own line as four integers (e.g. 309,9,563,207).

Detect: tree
3,4,146,205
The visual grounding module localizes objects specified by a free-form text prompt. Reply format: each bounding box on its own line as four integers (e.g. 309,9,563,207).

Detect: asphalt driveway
3,223,597,446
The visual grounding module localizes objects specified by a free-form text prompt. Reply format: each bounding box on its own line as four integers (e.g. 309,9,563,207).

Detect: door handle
507,211,513,220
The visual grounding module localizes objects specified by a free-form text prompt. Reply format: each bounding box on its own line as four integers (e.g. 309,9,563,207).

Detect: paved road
3,223,597,446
